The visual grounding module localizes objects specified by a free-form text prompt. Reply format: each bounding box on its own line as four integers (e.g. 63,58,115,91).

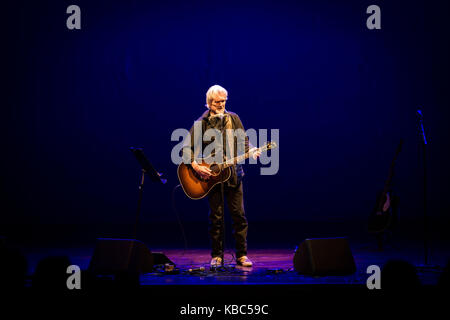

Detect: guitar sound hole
210,164,221,175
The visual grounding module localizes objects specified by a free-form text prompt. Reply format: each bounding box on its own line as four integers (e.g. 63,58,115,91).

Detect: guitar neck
212,141,276,169
381,139,404,193
222,147,259,169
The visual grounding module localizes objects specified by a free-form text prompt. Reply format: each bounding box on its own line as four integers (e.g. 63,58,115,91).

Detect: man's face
209,93,227,115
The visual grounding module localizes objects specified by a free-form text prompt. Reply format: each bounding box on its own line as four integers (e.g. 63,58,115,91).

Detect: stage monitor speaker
152,252,175,266
294,237,356,276
89,238,154,275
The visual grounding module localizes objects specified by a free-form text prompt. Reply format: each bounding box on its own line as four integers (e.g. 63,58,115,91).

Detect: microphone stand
134,168,146,240
219,115,226,268
416,110,439,270
210,112,232,270
130,147,167,240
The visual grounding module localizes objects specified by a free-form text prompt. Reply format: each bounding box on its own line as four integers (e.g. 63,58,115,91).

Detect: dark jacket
182,109,251,187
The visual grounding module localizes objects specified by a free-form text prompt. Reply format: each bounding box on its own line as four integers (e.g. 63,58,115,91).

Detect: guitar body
368,191,391,233
368,190,399,233
177,161,232,200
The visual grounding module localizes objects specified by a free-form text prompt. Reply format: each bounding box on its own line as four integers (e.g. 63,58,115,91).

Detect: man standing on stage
183,85,260,268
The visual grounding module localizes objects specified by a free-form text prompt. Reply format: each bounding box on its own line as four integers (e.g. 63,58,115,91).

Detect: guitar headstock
261,141,277,151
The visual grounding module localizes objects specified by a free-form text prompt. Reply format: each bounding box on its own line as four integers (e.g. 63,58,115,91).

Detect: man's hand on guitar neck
192,161,212,180
252,149,262,160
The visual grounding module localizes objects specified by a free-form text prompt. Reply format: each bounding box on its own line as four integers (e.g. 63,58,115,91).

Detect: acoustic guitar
177,141,277,199
368,139,403,233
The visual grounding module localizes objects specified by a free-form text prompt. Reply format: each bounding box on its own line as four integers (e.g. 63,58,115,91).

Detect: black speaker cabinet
294,237,356,275
89,238,154,274
152,252,175,266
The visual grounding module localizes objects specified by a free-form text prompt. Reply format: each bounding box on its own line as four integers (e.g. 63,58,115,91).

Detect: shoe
237,256,253,267
210,257,223,268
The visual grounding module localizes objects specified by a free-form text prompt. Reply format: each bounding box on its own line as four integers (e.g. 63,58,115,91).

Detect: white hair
205,85,228,108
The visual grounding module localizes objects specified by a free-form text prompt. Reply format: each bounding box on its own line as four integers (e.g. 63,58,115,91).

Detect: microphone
417,109,423,119
209,112,228,129
209,110,228,118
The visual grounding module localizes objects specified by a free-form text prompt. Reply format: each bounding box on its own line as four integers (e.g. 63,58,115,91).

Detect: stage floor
21,240,448,287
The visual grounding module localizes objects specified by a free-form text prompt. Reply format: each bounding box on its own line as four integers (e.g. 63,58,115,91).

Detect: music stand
130,147,167,239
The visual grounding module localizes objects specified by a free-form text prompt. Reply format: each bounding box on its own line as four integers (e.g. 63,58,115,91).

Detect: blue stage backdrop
3,1,450,243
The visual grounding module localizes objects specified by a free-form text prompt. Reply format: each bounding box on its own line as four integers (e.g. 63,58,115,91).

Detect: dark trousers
208,181,248,259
